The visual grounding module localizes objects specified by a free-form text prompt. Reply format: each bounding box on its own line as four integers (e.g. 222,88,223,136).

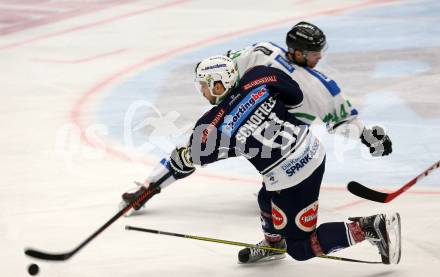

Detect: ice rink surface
1,0,439,276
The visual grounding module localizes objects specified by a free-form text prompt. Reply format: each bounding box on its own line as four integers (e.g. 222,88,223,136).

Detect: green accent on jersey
346,100,352,107
340,104,348,118
323,102,351,124
292,112,316,121
228,50,242,60
332,111,340,122
323,111,341,124
323,113,333,123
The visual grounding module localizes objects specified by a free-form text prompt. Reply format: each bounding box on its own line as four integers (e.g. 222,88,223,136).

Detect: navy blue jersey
189,66,310,174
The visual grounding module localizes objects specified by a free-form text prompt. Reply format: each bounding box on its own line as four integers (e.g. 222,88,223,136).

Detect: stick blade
347,181,388,203
25,248,73,261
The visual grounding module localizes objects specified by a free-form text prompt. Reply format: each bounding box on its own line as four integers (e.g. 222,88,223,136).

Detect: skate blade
238,253,286,264
385,212,402,264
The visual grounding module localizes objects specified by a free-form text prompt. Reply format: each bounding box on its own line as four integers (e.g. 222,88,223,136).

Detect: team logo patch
295,201,319,232
271,202,287,230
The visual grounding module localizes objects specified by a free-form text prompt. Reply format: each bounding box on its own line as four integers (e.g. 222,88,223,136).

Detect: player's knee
286,244,310,261
285,238,314,261
285,231,327,261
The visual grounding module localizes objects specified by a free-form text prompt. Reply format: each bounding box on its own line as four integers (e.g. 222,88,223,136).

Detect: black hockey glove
169,147,196,179
360,126,392,157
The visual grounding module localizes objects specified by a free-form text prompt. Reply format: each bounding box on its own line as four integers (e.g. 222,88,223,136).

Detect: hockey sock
346,221,366,245
314,222,352,252
258,187,282,243
286,222,351,261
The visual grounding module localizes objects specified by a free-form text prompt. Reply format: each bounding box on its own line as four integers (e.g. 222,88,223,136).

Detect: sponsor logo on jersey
295,201,318,232
282,139,319,177
221,85,269,136
201,108,225,143
243,75,278,90
202,63,227,70
228,93,241,107
272,202,287,230
235,96,276,143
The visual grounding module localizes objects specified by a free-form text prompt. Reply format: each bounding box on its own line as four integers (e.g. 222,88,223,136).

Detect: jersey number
253,114,302,151
253,46,273,56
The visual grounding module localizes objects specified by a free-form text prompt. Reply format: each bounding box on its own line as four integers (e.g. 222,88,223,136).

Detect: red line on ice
70,0,403,186
0,0,190,51
32,48,128,64
0,0,138,36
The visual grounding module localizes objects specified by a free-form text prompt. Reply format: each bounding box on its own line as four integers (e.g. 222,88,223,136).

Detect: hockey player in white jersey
226,21,392,157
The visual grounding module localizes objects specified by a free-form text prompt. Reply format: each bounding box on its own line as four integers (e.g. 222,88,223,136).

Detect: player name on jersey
236,96,276,143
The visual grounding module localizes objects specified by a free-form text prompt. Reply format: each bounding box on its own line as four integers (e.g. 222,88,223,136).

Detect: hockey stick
24,173,170,261
125,225,382,264
347,160,440,203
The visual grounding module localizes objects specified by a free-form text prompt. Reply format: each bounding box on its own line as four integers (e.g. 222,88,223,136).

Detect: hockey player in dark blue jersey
121,55,401,264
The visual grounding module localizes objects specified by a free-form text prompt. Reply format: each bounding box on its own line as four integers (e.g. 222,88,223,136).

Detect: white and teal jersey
227,42,363,133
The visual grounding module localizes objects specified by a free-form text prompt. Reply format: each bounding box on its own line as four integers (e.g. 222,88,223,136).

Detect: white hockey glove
360,126,392,157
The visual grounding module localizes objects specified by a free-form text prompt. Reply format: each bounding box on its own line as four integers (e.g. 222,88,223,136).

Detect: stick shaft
385,160,440,202
126,225,285,252
348,160,440,203
126,225,382,264
24,173,171,261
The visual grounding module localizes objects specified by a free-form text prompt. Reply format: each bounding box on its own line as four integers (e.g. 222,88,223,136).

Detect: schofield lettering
236,96,277,143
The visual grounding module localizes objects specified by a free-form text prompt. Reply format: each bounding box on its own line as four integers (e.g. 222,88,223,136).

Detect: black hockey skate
120,182,160,216
349,213,401,264
238,239,286,264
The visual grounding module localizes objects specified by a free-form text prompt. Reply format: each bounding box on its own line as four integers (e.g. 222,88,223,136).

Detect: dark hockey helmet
286,21,326,52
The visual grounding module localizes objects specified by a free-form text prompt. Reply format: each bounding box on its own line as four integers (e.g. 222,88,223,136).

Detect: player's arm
147,146,196,190
324,92,365,136
325,90,392,157
142,113,234,191
120,141,196,215
265,66,304,107
121,116,232,214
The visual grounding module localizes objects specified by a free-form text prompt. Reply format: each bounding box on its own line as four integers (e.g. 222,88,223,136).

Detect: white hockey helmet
194,55,238,105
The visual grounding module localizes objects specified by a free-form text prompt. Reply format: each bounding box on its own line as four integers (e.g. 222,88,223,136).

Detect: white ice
1,0,439,276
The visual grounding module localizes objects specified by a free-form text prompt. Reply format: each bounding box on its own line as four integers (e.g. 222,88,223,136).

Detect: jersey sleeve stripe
290,112,316,121
303,67,341,97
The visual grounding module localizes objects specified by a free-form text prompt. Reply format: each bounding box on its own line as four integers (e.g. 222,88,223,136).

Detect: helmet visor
194,79,210,95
